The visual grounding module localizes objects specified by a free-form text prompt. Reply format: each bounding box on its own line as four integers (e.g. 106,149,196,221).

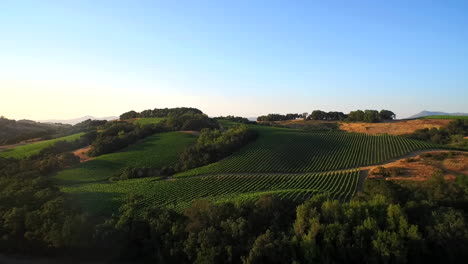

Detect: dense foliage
257,109,395,123
257,113,305,121
347,109,396,122
119,107,203,120
215,116,255,124
407,119,468,149
308,110,348,121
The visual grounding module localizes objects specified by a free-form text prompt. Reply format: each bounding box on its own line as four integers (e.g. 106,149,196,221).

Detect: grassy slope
420,115,468,119
176,125,439,177
54,132,196,185
61,170,361,215
0,132,85,159
133,117,165,126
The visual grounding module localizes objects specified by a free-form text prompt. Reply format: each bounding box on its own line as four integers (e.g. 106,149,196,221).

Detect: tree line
257,109,396,123
119,107,203,120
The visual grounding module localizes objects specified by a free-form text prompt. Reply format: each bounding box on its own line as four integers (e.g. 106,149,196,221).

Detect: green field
176,125,439,177
54,132,196,185
61,170,361,214
420,115,468,119
133,117,165,126
0,132,85,159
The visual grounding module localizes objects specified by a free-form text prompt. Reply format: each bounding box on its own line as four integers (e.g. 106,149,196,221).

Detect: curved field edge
0,132,85,159
54,132,197,185
175,126,441,177
60,170,361,215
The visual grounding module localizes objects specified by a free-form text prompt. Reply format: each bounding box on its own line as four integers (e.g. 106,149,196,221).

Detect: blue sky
1,0,467,119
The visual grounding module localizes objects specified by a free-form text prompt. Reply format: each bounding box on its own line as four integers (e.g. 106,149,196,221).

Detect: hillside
0,117,71,145
0,132,85,159
176,125,439,177
54,132,197,185
61,170,361,214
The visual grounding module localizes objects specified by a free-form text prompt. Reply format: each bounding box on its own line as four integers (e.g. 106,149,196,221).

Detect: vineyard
55,123,442,215
176,125,439,177
54,132,196,185
0,132,85,159
61,170,361,214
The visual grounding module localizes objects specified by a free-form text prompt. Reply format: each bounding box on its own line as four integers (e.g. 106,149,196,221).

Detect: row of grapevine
177,127,439,177
138,170,361,211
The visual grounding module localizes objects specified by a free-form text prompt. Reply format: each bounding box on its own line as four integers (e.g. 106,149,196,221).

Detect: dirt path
72,145,93,162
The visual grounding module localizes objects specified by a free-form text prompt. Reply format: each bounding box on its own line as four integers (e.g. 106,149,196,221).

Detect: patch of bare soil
367,151,467,182
338,119,452,135
181,131,200,136
73,145,93,162
0,138,44,150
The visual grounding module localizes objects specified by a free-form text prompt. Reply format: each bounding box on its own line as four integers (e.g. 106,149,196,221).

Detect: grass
133,117,165,126
420,115,468,120
176,125,439,177
0,132,85,159
54,132,196,185
60,170,361,215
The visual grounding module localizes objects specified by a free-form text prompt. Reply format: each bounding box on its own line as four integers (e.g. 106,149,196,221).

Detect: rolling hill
407,110,468,119
54,132,197,185
0,132,85,159
54,122,442,215
176,125,439,177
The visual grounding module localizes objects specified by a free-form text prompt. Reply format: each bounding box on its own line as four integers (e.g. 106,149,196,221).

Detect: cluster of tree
257,113,306,122
215,116,255,124
257,110,395,123
119,107,203,120
175,124,258,172
347,109,396,122
407,119,468,149
89,114,219,157
308,110,348,121
0,154,94,255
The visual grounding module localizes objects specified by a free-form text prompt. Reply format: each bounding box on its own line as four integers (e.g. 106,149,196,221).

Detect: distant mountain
407,110,468,119
39,115,117,125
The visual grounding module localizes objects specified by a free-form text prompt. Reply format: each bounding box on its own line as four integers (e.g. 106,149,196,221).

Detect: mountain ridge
407,110,468,119
38,115,117,125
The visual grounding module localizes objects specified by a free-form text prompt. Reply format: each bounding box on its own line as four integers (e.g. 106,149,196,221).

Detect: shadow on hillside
54,159,121,185
70,191,124,216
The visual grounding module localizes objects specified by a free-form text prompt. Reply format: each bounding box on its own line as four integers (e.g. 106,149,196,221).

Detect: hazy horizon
1,1,467,120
